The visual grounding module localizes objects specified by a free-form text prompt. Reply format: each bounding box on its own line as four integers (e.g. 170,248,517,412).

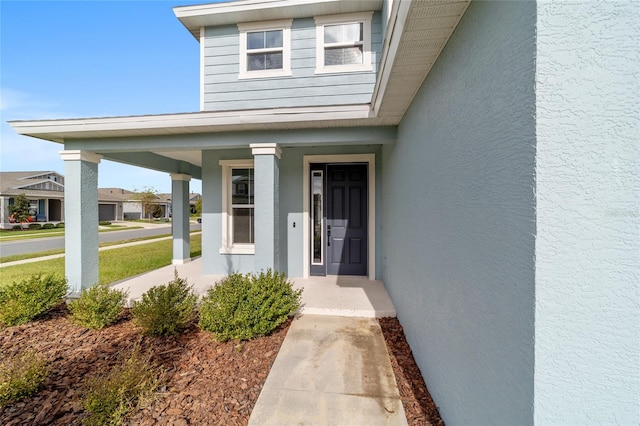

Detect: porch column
60,150,102,295
250,143,281,272
171,173,191,264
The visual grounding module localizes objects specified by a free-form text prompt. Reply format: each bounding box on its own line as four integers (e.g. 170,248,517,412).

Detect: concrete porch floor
110,257,397,318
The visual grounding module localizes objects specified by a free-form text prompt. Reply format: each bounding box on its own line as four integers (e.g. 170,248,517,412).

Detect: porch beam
100,152,202,180
251,143,281,272
60,150,102,295
171,173,191,265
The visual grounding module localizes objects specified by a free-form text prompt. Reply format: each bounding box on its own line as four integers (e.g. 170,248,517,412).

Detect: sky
1,0,225,194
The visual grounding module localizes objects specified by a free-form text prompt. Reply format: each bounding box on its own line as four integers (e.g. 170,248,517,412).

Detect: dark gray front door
326,164,367,276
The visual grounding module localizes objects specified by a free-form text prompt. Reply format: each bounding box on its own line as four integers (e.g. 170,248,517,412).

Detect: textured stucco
534,1,640,423
253,152,280,271
381,2,536,424
64,158,100,293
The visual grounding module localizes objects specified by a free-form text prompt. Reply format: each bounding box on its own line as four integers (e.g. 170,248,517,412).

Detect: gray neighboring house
99,188,171,221
8,0,639,424
0,171,65,227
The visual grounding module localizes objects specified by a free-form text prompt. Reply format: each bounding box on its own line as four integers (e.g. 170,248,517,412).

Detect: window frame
220,159,255,254
314,12,373,74
238,19,292,79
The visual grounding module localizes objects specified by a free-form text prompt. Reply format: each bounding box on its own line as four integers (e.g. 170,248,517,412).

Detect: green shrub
42,223,55,229
0,274,68,327
27,223,42,230
55,222,65,228
11,225,22,230
132,270,197,335
99,221,112,226
199,269,302,342
81,345,163,426
68,283,128,330
0,349,48,408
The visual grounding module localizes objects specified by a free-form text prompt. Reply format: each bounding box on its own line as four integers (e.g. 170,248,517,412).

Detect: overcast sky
1,0,223,194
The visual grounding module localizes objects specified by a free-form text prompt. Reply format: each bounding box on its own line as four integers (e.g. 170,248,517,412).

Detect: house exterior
0,171,65,227
8,1,639,425
98,188,171,221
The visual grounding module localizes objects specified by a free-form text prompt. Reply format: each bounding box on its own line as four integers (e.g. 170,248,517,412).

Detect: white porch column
60,150,102,295
250,143,281,272
171,173,191,265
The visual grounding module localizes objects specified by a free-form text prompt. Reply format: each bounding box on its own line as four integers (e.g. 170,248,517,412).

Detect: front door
310,163,367,276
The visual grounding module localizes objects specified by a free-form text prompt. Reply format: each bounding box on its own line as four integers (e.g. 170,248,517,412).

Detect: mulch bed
1,305,442,425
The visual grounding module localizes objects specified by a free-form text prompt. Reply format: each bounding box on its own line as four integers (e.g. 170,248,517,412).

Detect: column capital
170,173,191,181
60,150,102,164
250,143,282,159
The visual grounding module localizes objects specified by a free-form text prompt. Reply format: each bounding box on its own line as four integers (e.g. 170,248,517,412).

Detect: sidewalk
248,315,408,426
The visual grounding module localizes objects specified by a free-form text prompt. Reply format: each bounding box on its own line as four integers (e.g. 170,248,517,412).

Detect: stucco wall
381,2,536,424
534,1,640,423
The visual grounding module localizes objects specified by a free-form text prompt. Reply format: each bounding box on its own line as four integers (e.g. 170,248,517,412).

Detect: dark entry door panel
327,164,367,275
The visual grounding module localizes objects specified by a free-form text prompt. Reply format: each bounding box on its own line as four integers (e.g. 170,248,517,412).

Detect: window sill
238,69,292,80
314,64,373,75
219,245,255,255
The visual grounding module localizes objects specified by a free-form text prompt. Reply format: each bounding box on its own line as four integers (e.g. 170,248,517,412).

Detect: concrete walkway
249,315,408,426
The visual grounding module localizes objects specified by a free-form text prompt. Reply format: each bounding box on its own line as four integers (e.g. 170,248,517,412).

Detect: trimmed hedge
0,274,68,327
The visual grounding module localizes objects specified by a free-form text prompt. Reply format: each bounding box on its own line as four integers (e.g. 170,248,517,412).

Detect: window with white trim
315,12,373,74
238,20,292,79
220,160,255,254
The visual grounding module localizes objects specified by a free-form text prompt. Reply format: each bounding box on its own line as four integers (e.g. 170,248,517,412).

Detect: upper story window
238,20,292,79
315,12,373,74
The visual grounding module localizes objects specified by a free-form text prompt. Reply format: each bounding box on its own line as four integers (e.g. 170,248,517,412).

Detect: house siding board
382,2,536,425
534,1,640,423
202,13,382,112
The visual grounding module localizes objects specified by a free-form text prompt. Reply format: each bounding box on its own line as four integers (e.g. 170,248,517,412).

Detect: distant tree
133,186,159,221
194,197,202,215
8,193,30,229
151,204,163,219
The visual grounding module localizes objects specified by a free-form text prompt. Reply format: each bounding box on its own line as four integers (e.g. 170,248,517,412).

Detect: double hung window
238,20,292,79
220,160,255,254
315,12,373,74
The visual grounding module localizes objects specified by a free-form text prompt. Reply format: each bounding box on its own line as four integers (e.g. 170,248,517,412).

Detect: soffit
374,0,471,118
175,0,383,39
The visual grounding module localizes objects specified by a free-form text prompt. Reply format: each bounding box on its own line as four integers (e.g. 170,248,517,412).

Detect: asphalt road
0,223,201,258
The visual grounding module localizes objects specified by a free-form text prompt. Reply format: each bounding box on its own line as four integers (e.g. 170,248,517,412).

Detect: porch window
238,20,292,79
315,12,373,74
220,160,255,254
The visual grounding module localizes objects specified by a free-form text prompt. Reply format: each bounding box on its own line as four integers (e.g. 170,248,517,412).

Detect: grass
0,234,202,287
0,226,144,242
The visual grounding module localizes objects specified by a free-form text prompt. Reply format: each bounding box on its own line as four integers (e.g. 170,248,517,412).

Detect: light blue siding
381,2,536,425
202,13,382,111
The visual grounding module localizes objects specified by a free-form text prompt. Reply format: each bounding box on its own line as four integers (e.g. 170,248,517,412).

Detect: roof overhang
8,104,399,143
174,0,383,39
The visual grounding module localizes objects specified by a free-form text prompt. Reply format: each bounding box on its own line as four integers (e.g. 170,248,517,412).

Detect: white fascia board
174,0,382,40
8,104,374,140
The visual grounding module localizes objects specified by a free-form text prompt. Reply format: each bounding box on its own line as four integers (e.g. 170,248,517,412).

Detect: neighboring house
158,192,202,216
0,171,65,228
99,188,171,220
9,1,639,425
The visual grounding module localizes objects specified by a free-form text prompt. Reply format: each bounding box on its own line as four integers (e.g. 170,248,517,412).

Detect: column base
172,258,192,265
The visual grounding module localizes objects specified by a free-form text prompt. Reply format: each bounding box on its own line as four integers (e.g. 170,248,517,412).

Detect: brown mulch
1,306,442,425
379,317,444,426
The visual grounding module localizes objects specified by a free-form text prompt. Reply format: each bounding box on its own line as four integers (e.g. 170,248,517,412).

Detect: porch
110,257,397,318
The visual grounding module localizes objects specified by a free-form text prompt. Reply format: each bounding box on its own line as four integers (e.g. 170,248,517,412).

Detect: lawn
0,234,202,287
0,225,143,242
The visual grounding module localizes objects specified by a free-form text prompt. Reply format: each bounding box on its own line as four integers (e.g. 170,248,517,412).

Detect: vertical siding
382,2,536,425
202,12,382,111
534,1,640,423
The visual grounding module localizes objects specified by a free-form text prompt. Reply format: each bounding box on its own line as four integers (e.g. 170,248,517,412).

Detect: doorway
310,163,368,276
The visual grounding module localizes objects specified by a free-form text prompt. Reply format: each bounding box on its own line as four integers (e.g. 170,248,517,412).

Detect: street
0,223,201,258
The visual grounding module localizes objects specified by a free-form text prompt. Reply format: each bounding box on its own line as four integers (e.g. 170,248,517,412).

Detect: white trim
302,153,376,280
314,12,373,74
170,173,191,181
250,143,282,159
219,159,255,255
199,26,205,111
238,19,292,79
59,150,102,164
